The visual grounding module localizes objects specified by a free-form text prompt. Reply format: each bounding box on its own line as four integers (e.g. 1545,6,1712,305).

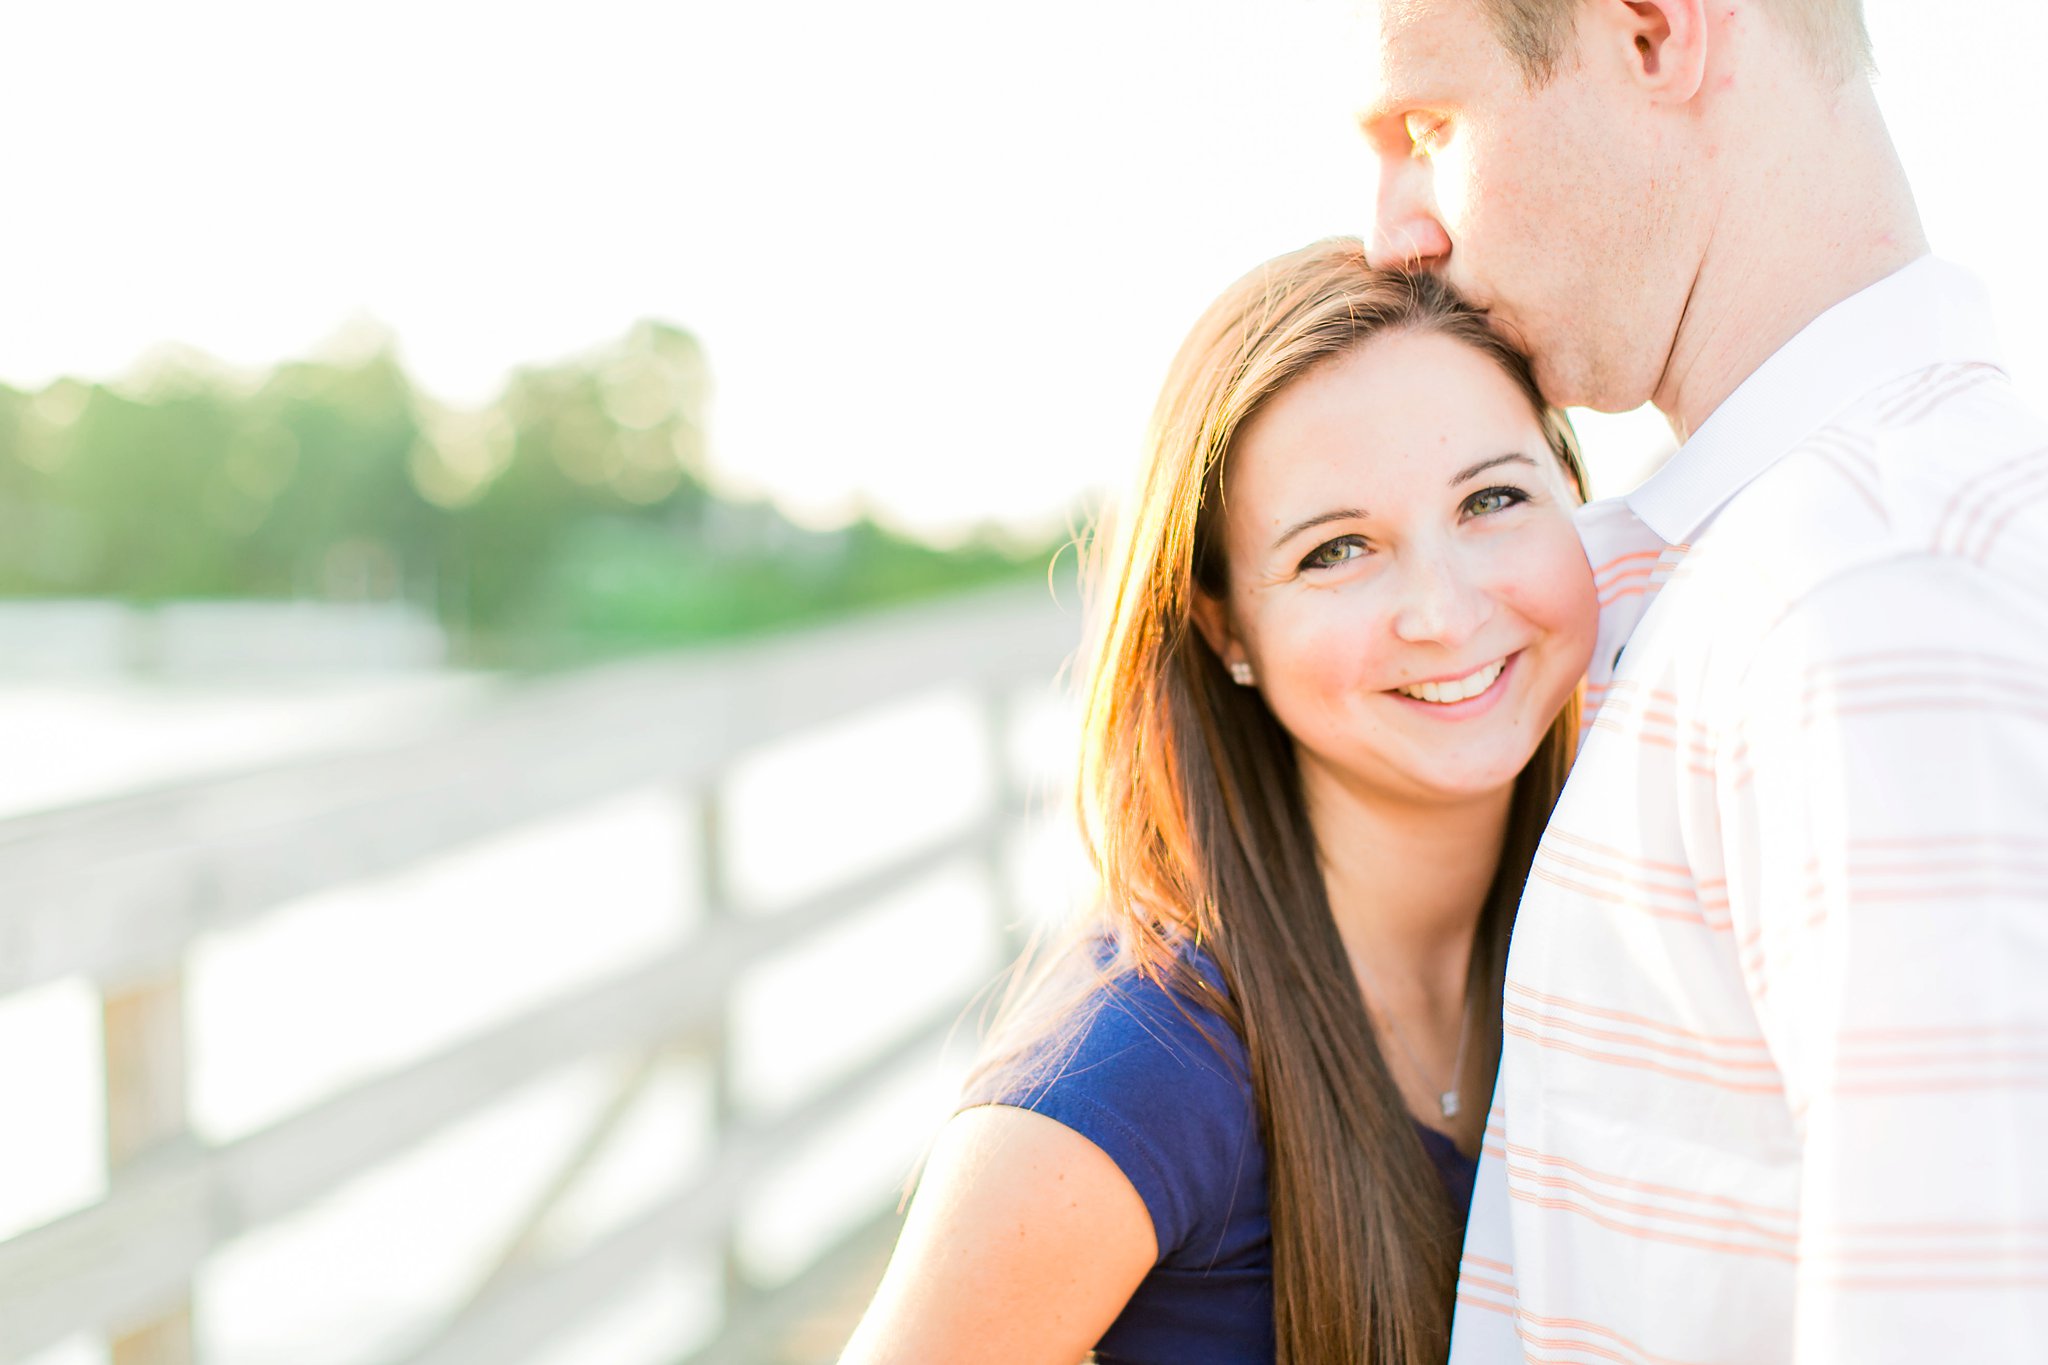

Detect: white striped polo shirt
1451,256,2048,1364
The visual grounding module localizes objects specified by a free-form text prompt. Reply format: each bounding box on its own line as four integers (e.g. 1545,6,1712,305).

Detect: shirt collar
1626,255,2007,545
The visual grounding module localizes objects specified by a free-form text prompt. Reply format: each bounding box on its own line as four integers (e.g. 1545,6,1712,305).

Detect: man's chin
1454,299,1606,410
1538,362,1657,416
1474,300,1547,370
1527,351,1587,410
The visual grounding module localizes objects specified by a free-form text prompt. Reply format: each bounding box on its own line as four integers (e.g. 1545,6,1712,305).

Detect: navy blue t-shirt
969,953,1477,1364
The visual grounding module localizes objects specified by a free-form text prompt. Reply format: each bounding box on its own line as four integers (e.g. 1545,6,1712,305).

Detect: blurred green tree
0,322,1057,663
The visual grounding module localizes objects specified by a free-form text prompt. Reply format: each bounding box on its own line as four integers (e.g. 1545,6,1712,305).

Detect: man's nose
1391,551,1494,646
1366,161,1451,271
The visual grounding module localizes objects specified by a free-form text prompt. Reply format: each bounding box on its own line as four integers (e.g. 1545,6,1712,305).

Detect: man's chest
1505,561,1804,1204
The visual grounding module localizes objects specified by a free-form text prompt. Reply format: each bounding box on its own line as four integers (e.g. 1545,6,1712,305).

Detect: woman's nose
1390,552,1495,646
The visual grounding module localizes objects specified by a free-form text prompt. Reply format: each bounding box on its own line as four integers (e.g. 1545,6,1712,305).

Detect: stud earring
1229,660,1256,687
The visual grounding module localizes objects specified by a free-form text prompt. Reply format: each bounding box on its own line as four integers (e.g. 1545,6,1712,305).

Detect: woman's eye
1302,535,1368,571
1404,112,1445,158
1465,485,1529,518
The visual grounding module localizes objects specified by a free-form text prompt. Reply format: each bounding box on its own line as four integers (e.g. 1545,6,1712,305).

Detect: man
1360,1,2048,1360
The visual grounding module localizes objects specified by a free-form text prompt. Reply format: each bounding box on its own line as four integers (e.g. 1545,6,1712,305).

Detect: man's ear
1189,588,1243,676
1592,0,1709,101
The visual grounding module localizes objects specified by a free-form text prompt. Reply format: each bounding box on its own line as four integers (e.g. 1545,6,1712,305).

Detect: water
0,668,1092,1365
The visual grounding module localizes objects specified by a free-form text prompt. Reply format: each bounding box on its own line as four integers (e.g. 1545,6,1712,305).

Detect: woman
842,239,1599,1364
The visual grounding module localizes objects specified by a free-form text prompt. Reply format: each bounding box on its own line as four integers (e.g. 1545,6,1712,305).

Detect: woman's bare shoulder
838,1103,1157,1365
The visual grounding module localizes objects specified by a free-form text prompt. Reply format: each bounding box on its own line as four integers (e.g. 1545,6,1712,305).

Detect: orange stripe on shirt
1536,848,1716,906
1545,829,1726,886
1797,668,2048,708
1510,1323,1643,1365
1826,1218,2048,1239
1803,851,2048,880
1503,1142,1797,1221
1505,982,1769,1051
1805,648,2042,679
1503,1185,1798,1262
1934,443,2048,549
1504,1001,1781,1072
1511,1307,1712,1365
1847,832,2048,853
1599,679,1682,705
1461,1272,1521,1298
1811,1271,2048,1291
1528,865,1728,930
1812,450,1889,521
1504,1022,1784,1093
1823,1072,2048,1098
1873,363,1965,422
1941,448,2039,556
1880,363,2002,426
1886,368,2002,427
1805,1243,2048,1266
1600,582,1661,609
1840,1021,2048,1044
1969,479,2048,565
1593,547,1666,580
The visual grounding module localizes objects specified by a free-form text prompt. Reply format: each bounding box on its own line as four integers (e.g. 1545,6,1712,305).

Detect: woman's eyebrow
1270,507,1369,552
1450,453,1538,486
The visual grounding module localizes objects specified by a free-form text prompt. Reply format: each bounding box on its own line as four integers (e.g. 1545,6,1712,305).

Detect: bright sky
6,1,2044,541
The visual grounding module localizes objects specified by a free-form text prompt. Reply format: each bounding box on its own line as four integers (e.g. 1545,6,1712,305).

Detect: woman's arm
840,1103,1159,1364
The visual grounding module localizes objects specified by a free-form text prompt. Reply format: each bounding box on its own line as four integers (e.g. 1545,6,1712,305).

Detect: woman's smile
1387,650,1517,716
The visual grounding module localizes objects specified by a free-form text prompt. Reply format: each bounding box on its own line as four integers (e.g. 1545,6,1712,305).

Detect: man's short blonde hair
1478,0,1873,86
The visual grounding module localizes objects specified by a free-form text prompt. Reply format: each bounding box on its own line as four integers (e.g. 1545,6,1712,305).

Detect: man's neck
1652,87,1930,442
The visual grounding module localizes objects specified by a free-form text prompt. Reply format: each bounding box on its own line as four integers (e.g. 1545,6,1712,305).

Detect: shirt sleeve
1714,552,2048,1361
967,975,1258,1262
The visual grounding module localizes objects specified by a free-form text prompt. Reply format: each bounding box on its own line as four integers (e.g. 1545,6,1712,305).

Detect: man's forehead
1375,0,1431,38
1368,0,1448,52
1360,0,1463,112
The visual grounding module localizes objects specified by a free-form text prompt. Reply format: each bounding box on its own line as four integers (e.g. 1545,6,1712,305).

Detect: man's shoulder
1691,364,2048,613
1606,365,2048,712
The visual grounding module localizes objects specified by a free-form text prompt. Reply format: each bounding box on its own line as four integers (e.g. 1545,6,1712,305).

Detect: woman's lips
1386,651,1519,718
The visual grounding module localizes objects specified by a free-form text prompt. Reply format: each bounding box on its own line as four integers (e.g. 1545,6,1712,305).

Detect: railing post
102,968,196,1365
696,786,752,1315
982,685,1025,958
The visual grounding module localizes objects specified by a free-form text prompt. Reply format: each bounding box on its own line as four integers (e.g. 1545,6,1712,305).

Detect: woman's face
1196,328,1598,809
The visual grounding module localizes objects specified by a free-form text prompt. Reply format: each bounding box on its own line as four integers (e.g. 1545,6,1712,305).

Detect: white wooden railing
0,581,1078,1365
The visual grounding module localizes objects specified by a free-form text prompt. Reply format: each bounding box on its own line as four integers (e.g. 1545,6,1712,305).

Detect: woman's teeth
1395,658,1505,704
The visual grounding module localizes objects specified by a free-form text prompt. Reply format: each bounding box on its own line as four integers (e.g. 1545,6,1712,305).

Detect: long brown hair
978,238,1584,1364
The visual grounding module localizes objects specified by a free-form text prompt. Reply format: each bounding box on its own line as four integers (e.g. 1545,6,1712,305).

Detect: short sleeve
967,969,1260,1262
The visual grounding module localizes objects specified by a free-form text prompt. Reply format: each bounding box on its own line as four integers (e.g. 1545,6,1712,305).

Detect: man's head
1360,0,1878,414
1474,0,1870,89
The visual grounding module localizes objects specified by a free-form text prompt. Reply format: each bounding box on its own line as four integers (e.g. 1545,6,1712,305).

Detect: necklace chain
1356,958,1474,1120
